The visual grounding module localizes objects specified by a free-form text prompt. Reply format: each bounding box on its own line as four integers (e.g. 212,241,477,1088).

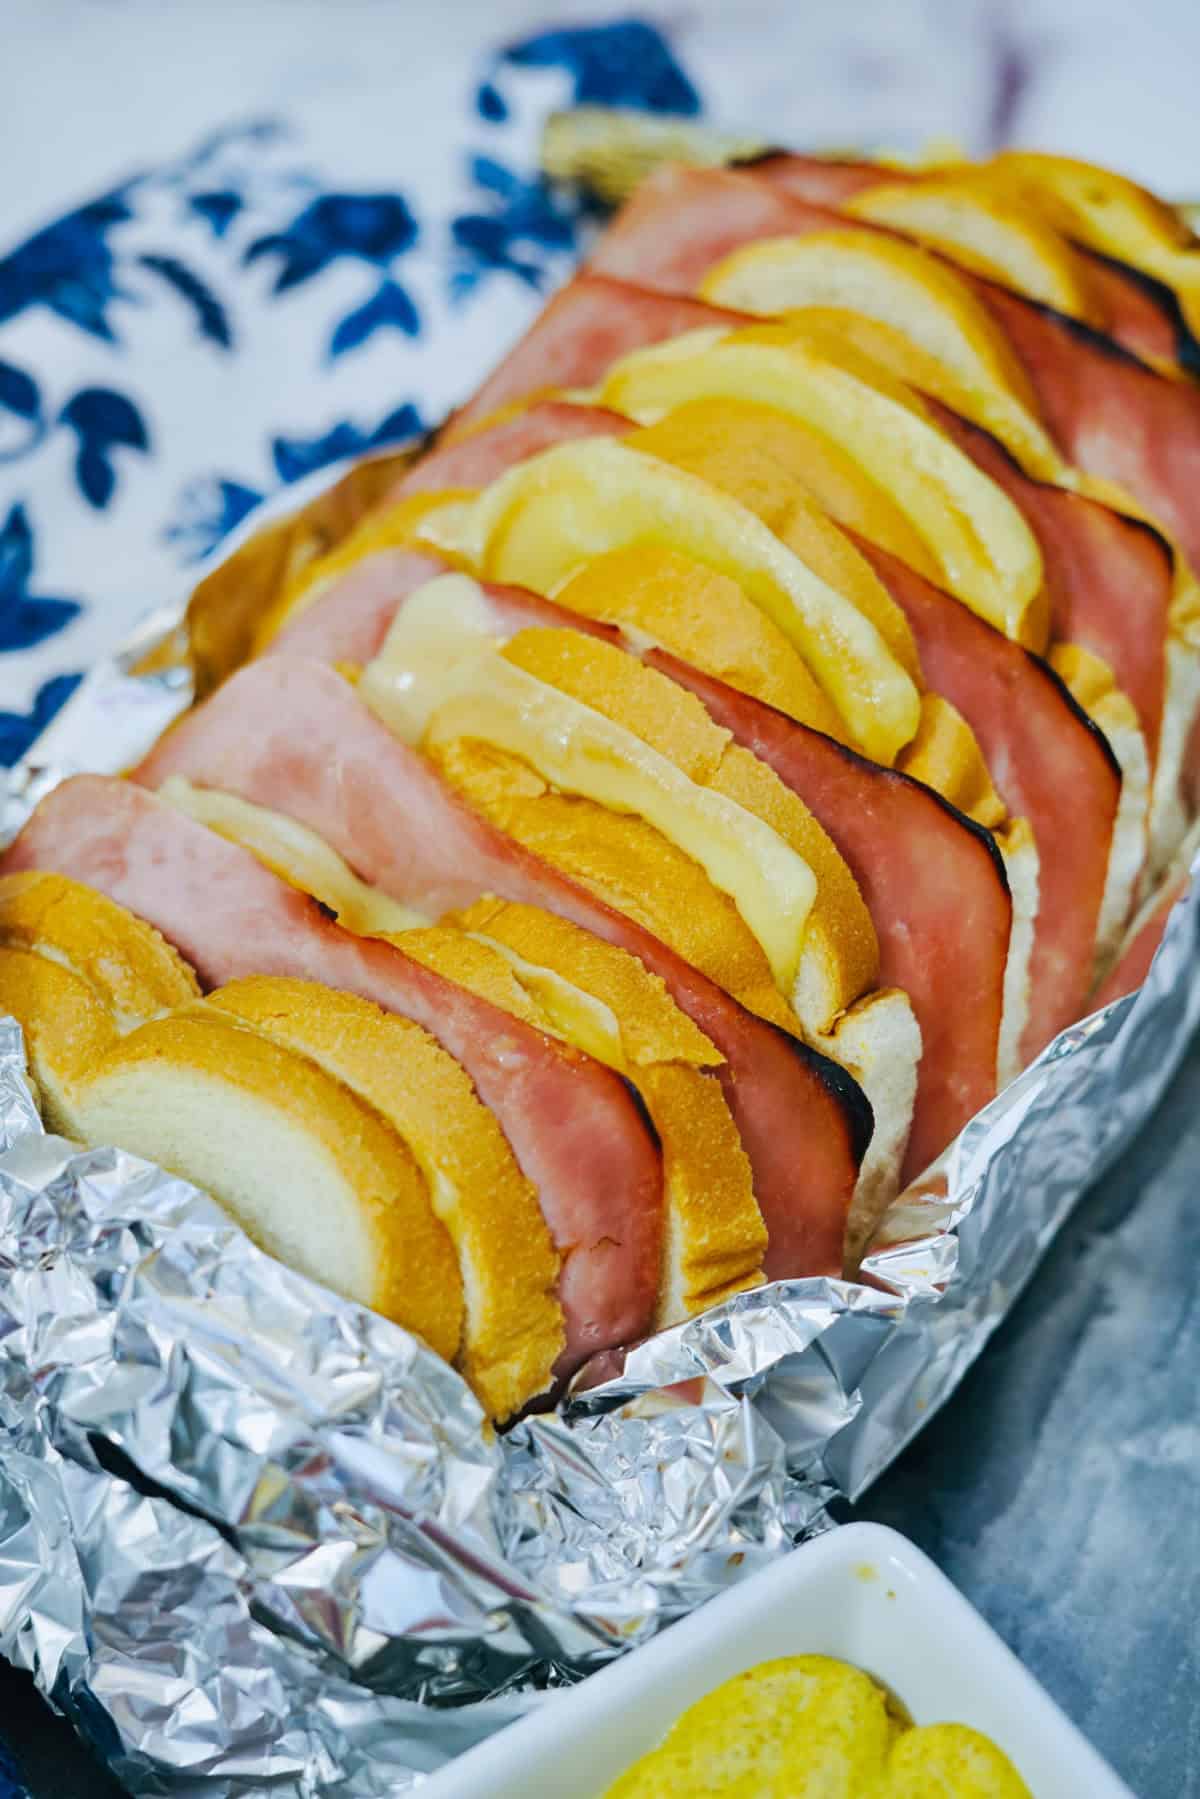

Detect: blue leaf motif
0,192,133,340
370,403,425,447
329,279,420,359
476,80,508,122
492,20,701,115
0,360,40,421
0,672,83,767
138,253,233,348
273,402,425,484
188,189,244,238
0,506,82,652
58,388,150,511
165,476,264,562
245,193,419,294
450,157,586,298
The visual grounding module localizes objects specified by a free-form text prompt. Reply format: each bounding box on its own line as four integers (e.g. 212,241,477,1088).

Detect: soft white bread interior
811,986,923,1269
199,976,563,1418
72,1007,466,1366
994,816,1039,1086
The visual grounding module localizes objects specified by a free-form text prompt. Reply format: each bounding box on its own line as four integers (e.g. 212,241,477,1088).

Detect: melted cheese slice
360,573,818,994
696,225,1065,477
595,327,1048,650
843,174,1102,321
157,777,430,934
985,150,1200,340
414,437,922,764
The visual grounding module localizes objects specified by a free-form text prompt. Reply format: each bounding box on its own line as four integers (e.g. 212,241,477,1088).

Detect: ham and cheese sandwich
254,537,1010,1190
5,137,1193,1431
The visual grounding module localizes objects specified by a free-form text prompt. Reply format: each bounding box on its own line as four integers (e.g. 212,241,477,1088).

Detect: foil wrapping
2,480,1199,1793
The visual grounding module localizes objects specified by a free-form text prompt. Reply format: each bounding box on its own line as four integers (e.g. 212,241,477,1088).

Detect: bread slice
0,945,118,1135
452,896,768,1323
199,976,563,1419
0,870,203,1133
72,1010,464,1365
0,870,200,1026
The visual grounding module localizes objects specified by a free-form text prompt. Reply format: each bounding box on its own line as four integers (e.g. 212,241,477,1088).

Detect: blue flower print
187,189,244,238
0,360,44,460
329,278,420,360
271,401,424,484
58,388,150,510
0,506,82,653
451,155,589,299
476,18,701,122
165,477,264,563
138,255,233,348
0,672,84,767
244,193,419,293
0,193,133,341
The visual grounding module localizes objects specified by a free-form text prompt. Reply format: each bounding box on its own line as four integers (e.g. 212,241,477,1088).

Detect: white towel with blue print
0,18,702,764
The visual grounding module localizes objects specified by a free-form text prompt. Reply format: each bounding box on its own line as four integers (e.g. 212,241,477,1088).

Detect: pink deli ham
1091,872,1190,1012
857,541,1121,1059
135,661,871,1282
0,775,664,1371
454,277,741,429
928,401,1171,766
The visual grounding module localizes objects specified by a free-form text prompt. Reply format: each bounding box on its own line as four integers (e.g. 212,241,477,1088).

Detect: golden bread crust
0,870,200,1027
0,945,118,1136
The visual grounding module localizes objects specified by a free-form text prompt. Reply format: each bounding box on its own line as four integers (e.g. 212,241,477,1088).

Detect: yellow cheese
156,776,429,934
360,574,818,994
415,439,921,764
597,327,1048,650
844,174,1102,321
696,225,1064,478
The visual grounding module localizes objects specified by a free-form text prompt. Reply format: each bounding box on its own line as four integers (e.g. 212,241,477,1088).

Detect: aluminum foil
2,481,1199,1795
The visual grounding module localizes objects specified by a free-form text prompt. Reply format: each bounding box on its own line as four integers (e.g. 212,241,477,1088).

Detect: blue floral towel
0,18,702,765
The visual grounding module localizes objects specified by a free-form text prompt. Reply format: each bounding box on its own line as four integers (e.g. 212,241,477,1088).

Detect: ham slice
647,649,1010,1181
1,775,664,1371
454,278,738,429
975,282,1200,574
1091,871,1190,1011
135,661,870,1282
396,402,631,497
260,553,1008,1186
928,401,1171,764
858,542,1120,1058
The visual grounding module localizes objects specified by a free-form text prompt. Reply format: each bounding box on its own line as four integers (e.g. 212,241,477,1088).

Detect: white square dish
422,1522,1133,1797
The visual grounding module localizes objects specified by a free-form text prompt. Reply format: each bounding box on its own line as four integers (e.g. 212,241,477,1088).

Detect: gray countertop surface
3,1030,1196,1799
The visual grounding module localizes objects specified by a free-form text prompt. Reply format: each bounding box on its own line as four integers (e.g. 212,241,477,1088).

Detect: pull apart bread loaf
4,144,1197,1420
